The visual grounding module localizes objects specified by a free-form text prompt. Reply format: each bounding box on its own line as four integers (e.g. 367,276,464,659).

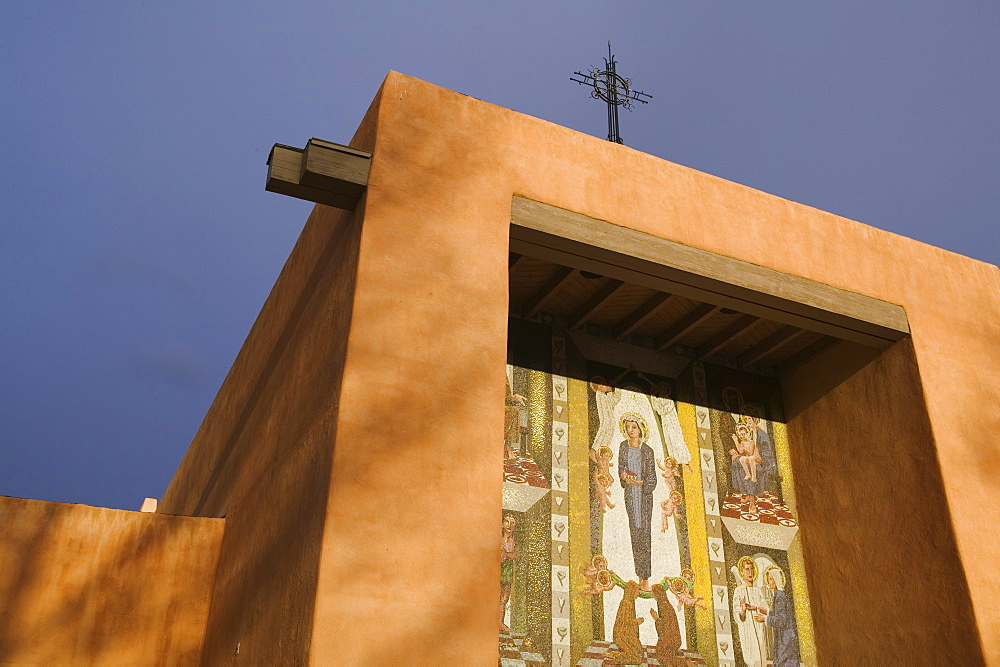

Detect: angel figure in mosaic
669,569,707,611
732,556,770,667
658,456,682,492
589,445,616,512
580,555,616,596
660,490,684,532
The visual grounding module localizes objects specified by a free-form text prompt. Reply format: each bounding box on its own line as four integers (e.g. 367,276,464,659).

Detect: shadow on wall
786,338,985,663
0,497,223,665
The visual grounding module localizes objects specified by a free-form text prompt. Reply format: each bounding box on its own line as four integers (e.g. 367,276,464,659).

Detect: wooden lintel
739,326,807,368
697,315,762,360
614,292,673,340
266,139,371,211
656,304,719,350
510,197,910,349
568,279,625,329
521,266,575,319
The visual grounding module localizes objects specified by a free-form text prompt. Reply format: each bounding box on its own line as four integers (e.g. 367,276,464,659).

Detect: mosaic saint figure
744,407,779,496
764,566,800,667
732,556,769,667
617,413,657,590
499,514,520,632
606,580,645,664
651,583,693,666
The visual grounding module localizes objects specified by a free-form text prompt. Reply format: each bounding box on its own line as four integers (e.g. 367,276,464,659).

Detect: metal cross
572,43,651,145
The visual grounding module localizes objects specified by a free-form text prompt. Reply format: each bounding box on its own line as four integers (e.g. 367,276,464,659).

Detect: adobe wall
0,497,222,665
158,93,381,663
306,72,997,663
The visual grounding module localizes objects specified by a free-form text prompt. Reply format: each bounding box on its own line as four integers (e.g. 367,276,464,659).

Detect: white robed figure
731,555,776,667
599,385,686,648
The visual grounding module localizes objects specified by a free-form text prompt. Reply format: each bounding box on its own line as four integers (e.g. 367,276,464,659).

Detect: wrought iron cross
571,43,651,145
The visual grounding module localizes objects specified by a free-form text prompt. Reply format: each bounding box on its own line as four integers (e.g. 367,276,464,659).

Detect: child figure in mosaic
733,422,762,483
658,456,681,492
590,445,616,512
670,569,707,611
660,490,684,532
580,555,616,596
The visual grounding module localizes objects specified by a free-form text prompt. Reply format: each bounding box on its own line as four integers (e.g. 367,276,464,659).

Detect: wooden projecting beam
266,138,371,210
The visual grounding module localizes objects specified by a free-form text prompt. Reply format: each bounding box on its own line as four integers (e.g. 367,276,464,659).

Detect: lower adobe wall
0,496,223,665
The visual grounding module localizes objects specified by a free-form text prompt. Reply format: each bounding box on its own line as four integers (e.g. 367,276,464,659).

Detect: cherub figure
732,422,761,483
658,456,681,492
590,446,616,512
580,555,616,596
670,569,707,611
660,490,684,532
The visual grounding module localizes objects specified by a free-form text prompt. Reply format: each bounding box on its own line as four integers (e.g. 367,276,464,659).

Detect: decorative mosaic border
693,362,736,667
550,333,570,667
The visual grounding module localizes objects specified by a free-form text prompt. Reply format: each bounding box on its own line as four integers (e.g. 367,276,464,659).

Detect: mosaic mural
500,323,815,667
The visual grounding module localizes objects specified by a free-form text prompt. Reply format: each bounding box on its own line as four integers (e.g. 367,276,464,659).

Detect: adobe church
1,72,997,665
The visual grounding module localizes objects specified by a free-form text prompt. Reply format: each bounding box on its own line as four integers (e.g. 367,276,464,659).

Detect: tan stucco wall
308,72,997,663
158,72,997,663
158,91,380,664
0,497,222,665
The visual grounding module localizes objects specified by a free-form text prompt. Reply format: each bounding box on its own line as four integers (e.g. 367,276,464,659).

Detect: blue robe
618,441,656,579
766,589,800,666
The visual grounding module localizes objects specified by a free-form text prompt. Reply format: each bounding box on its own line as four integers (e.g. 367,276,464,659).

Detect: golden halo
680,568,695,580
736,556,758,582
592,555,608,570
596,471,614,488
669,578,687,594
618,412,649,440
596,569,613,588
597,445,614,460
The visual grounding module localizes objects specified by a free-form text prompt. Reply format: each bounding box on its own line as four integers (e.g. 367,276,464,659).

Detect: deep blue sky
2,3,997,511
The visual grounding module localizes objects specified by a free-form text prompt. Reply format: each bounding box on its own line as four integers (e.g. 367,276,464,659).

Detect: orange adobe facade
1,72,997,665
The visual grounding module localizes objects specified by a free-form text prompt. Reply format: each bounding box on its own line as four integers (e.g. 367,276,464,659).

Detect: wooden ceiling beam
739,326,808,368
613,292,673,341
520,266,575,319
509,253,524,271
510,197,910,348
655,303,719,350
568,279,625,329
696,314,762,360
777,336,841,374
